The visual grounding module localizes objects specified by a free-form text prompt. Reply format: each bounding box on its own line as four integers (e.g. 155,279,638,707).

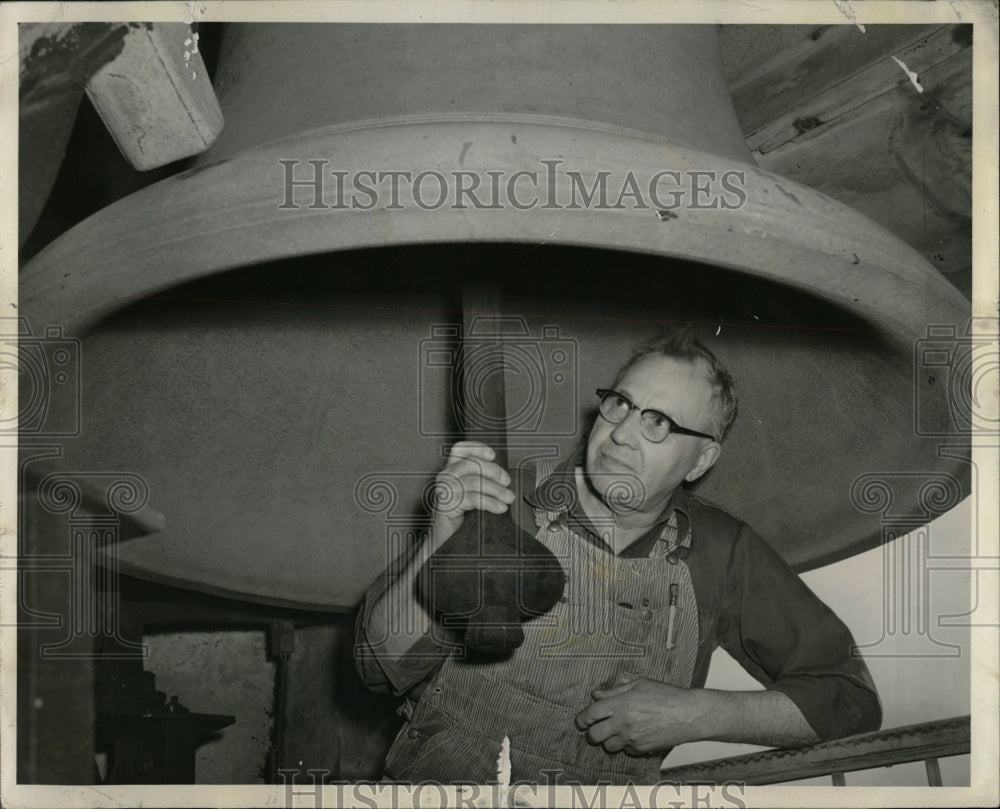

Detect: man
355,330,881,784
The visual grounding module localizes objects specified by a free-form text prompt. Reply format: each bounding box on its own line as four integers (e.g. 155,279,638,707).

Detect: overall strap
509,456,560,535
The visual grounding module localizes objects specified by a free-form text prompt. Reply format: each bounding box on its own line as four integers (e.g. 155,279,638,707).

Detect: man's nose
610,409,642,448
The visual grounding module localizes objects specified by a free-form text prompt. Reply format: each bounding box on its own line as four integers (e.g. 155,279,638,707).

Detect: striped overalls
384,462,700,785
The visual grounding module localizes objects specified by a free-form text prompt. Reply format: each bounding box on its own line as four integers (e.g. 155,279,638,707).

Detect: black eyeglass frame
595,388,718,443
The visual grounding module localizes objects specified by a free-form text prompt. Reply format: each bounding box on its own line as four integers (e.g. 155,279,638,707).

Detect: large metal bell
20,24,969,609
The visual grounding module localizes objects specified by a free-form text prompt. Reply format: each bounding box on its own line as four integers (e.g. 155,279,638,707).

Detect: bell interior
38,242,959,610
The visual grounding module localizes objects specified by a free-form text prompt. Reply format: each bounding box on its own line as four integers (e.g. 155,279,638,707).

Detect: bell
20,24,969,609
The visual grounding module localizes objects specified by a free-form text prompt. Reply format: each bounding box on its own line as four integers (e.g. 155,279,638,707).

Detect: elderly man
355,331,881,784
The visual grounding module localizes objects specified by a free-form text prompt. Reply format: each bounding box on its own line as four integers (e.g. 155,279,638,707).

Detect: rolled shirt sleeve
715,522,882,741
353,546,455,697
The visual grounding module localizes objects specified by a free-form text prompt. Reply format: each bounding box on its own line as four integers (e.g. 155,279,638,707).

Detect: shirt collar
525,455,691,556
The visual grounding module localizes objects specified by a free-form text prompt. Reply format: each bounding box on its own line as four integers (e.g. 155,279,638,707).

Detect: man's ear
684,441,721,483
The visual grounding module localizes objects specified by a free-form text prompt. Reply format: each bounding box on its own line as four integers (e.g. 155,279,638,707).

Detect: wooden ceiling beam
730,24,969,155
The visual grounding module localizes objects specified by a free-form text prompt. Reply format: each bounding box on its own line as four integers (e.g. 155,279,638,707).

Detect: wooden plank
717,25,823,85
925,757,943,786
659,716,970,786
732,24,970,155
730,24,936,129
755,45,972,297
728,24,853,94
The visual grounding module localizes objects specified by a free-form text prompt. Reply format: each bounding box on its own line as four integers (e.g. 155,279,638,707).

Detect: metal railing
659,715,970,786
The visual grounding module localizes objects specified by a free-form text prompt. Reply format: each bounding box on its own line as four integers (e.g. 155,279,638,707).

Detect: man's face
585,355,721,516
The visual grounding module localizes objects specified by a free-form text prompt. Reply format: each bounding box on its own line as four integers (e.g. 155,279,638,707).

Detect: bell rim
20,116,969,341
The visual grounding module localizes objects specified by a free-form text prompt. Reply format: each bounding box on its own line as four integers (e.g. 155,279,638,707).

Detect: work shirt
354,457,881,783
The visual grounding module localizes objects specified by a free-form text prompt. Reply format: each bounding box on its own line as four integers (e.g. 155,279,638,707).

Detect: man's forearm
576,678,820,754
363,514,460,661
708,689,820,748
365,535,440,660
363,443,515,664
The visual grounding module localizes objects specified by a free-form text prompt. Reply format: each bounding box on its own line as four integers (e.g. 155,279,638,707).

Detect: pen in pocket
666,583,679,650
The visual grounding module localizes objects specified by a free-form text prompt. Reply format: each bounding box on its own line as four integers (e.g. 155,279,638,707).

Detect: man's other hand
575,676,822,754
431,441,516,544
574,677,717,755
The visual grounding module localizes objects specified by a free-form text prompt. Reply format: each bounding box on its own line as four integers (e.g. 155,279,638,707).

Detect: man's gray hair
614,328,739,441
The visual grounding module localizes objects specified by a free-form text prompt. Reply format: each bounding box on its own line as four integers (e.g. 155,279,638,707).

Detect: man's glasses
595,389,717,443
